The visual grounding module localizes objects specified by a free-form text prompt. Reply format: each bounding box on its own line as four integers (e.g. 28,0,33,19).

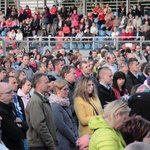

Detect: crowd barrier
0,36,149,56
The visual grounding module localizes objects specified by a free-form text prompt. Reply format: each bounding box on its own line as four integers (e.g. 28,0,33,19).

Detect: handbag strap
88,102,99,116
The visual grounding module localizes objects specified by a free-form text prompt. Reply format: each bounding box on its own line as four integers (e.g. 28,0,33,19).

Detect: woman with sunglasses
49,79,77,150
74,76,103,137
89,100,130,150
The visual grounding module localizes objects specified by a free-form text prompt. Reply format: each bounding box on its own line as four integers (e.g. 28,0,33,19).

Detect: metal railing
0,36,149,56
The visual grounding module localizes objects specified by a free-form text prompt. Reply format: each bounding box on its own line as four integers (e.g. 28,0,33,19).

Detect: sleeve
74,98,91,125
29,101,55,150
94,130,123,150
0,113,23,142
52,106,76,143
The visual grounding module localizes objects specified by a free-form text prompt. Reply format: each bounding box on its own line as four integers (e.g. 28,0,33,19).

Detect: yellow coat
74,96,103,137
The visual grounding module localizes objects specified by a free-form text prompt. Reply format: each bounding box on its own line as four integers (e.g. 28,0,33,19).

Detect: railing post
27,37,29,52
116,37,118,51
140,37,143,53
2,40,6,56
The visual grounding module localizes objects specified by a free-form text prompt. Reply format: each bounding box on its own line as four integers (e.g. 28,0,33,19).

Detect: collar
99,82,110,89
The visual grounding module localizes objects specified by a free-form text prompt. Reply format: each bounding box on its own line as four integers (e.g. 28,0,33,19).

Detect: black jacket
0,102,24,150
97,83,116,108
128,92,150,121
125,71,143,94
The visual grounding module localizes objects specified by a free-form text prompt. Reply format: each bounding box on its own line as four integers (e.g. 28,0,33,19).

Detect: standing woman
49,79,77,150
112,71,129,100
17,78,32,109
74,76,103,137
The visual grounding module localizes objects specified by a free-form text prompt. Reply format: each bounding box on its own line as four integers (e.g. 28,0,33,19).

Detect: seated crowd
0,44,150,150
0,2,150,51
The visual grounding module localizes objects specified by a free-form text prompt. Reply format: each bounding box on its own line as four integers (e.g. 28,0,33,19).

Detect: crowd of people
0,2,150,52
0,1,150,150
0,44,149,150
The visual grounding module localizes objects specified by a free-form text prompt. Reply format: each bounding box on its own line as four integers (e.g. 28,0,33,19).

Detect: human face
40,65,47,73
0,86,14,104
92,51,97,58
88,61,94,72
120,64,128,75
86,80,94,94
22,80,32,94
22,56,29,66
0,70,6,81
30,58,35,64
57,61,65,72
48,81,54,91
59,85,69,98
109,55,116,64
9,70,15,77
47,61,53,70
143,132,150,144
115,111,129,130
130,61,139,73
9,77,18,92
65,68,77,84
103,70,113,85
19,72,27,81
117,78,125,88
38,76,49,94
81,63,91,76
136,46,141,52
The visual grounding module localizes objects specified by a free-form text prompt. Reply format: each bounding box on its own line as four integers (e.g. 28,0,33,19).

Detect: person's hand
16,117,22,122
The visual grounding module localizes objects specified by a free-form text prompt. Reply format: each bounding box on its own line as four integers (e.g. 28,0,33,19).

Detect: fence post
140,37,143,53
27,37,29,52
2,40,6,56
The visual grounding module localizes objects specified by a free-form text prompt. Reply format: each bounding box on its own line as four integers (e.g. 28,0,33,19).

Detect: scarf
49,94,70,107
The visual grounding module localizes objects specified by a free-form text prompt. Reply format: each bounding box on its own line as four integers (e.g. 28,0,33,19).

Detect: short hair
53,79,68,94
141,62,148,72
99,67,111,79
127,58,138,68
121,116,150,145
19,78,31,89
73,76,98,102
52,58,63,69
124,142,150,150
15,70,25,80
61,65,75,78
79,61,87,69
37,62,46,70
130,84,142,96
144,63,150,75
103,100,130,127
6,67,15,76
22,54,29,59
32,73,47,88
3,76,16,83
112,71,126,92
0,66,6,72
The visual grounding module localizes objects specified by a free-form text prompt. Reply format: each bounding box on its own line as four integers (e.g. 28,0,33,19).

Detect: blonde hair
53,79,68,94
73,76,97,102
103,100,130,126
125,142,150,150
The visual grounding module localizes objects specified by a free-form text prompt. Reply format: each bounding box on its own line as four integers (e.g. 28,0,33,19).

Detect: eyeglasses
0,90,13,95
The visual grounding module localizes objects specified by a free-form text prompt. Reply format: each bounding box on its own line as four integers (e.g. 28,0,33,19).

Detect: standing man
97,67,116,107
0,82,24,150
26,73,57,150
125,58,143,94
17,54,33,80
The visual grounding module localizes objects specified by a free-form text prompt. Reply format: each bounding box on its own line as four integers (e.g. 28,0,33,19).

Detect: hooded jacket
89,116,126,150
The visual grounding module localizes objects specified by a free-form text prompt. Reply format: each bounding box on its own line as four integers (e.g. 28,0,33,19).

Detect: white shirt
16,33,23,41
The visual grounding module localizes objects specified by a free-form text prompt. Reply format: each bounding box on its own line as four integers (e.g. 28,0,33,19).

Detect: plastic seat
71,43,77,50
63,43,70,50
1,30,7,36
84,43,92,50
99,30,106,36
78,43,84,50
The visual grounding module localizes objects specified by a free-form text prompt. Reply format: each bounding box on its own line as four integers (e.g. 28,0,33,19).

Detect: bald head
99,67,113,85
0,82,14,104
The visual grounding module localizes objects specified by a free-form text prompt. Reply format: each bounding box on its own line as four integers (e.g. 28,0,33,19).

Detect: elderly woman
89,100,130,150
74,76,103,137
125,142,150,150
49,79,77,150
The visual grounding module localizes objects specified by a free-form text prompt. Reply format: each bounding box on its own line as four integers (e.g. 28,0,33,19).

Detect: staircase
19,0,54,13
0,0,15,14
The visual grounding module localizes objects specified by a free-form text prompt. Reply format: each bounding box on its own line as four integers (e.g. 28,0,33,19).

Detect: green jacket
26,91,57,150
89,116,126,150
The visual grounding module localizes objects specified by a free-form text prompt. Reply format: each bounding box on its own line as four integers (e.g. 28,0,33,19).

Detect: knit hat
77,134,90,150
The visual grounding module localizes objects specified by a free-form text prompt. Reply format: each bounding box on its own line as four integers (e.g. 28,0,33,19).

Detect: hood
89,116,110,130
